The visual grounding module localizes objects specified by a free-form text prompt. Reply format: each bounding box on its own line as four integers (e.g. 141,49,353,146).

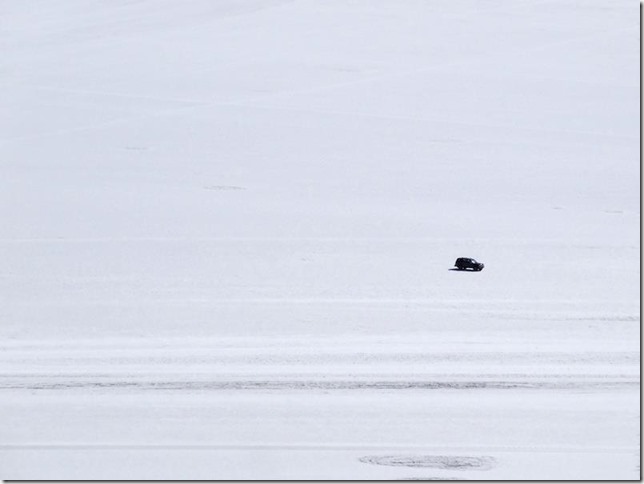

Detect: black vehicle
454,257,484,271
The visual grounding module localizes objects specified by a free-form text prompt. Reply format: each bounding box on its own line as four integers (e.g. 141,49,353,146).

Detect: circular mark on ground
401,477,465,480
359,455,496,471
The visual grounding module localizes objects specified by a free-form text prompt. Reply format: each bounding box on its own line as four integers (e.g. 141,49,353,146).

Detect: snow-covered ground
0,0,639,479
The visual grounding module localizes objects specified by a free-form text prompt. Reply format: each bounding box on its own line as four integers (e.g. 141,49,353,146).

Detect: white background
0,0,639,479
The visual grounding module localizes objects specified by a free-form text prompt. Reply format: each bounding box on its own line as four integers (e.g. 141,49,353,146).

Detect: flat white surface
0,0,639,479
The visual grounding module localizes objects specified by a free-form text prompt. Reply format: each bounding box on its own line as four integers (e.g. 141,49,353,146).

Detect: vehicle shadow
448,268,481,272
